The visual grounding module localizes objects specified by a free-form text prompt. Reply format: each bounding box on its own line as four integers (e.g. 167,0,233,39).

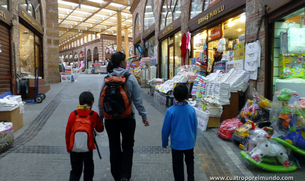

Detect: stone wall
43,0,60,83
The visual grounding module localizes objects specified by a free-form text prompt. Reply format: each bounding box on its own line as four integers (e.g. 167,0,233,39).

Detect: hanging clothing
180,33,187,64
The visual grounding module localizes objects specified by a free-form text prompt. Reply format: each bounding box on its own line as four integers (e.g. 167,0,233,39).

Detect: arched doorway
94,47,99,63
87,49,92,69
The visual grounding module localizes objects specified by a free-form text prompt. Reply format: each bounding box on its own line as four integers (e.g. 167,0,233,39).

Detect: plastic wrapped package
217,118,243,140
0,122,14,152
194,108,209,132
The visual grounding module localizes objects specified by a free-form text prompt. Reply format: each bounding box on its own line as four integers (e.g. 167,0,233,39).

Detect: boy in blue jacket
162,84,198,181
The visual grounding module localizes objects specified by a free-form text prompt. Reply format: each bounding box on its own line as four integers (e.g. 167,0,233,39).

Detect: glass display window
190,0,203,19
144,0,155,31
18,0,42,24
144,36,155,57
272,7,305,97
161,39,168,79
174,32,181,75
192,30,207,58
135,13,141,39
0,0,8,10
19,23,42,76
160,0,181,31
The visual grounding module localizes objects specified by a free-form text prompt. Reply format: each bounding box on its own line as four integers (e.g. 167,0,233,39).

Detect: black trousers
172,148,194,181
69,151,94,181
105,118,136,181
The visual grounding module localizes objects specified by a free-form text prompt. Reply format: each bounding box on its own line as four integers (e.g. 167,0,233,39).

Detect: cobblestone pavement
0,74,304,181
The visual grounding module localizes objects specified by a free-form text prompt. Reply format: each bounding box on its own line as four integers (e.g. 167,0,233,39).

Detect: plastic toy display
241,123,298,172
232,120,257,146
279,53,305,78
217,118,243,140
238,89,271,126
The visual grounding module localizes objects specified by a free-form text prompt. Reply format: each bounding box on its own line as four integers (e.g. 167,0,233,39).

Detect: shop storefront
159,0,182,80
189,0,246,75
143,0,155,58
0,1,12,94
267,1,305,98
18,1,43,77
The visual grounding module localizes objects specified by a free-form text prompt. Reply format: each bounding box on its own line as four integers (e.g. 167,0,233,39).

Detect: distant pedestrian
65,91,104,181
162,84,198,181
99,51,149,181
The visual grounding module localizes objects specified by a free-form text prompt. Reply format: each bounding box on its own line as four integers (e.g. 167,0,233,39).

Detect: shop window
74,53,78,62
174,32,181,75
192,30,207,59
0,0,8,10
161,39,168,79
135,13,141,39
69,54,73,62
94,47,99,62
190,0,203,19
144,0,155,31
272,7,305,96
18,0,42,24
160,0,181,31
19,23,42,76
84,36,87,43
144,36,155,57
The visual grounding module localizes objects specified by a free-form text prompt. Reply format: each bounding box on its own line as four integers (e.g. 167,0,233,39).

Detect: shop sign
0,10,7,19
198,5,225,25
145,29,151,36
209,0,220,7
163,25,173,35
21,11,42,31
210,26,222,40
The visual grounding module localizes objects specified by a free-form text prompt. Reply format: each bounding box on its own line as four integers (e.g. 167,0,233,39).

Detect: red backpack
100,72,132,119
70,110,94,152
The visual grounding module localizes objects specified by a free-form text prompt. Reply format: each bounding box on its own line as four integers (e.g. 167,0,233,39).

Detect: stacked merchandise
213,60,226,73
191,75,207,99
213,82,230,105
0,95,24,112
226,69,250,92
202,97,223,117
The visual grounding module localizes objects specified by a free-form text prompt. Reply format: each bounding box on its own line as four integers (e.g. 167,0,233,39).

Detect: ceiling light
239,14,246,22
110,3,125,8
238,28,242,32
58,0,78,6
74,10,90,15
81,4,99,10
88,0,104,3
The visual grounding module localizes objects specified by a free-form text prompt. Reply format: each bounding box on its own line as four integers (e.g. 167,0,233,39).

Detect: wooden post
116,10,122,52
124,28,129,57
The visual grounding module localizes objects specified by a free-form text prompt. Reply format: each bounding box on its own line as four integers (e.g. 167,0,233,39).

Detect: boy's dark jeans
69,150,94,181
172,148,194,181
105,117,136,181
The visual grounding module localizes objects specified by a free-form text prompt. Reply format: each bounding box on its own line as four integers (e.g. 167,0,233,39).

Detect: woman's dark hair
79,91,94,105
173,84,188,102
107,52,126,73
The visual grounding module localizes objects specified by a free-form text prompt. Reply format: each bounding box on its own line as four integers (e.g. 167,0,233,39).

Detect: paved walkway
0,74,304,181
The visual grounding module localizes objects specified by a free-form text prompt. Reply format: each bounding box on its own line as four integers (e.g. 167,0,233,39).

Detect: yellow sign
22,11,41,31
234,42,245,60
163,25,173,35
198,5,225,25
0,10,6,20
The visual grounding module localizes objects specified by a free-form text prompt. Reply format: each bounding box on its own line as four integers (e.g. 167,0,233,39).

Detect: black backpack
100,72,132,119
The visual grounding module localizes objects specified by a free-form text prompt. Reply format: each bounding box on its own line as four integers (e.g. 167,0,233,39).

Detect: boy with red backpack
65,91,104,181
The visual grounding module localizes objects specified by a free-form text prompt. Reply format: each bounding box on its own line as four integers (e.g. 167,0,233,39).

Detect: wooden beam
59,6,78,25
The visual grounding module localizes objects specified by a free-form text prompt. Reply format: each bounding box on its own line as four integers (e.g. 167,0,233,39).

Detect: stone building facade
59,34,133,69
0,0,59,95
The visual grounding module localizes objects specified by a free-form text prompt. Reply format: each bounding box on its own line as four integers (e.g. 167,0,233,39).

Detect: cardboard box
208,117,220,128
0,107,23,132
